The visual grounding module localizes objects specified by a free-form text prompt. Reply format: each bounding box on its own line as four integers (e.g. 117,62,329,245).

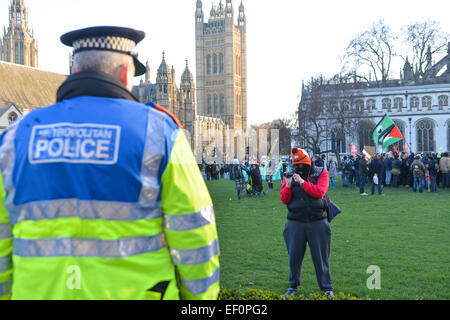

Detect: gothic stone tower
195,0,248,130
1,0,38,67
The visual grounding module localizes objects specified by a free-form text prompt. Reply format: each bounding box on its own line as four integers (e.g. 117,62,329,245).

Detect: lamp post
408,117,412,153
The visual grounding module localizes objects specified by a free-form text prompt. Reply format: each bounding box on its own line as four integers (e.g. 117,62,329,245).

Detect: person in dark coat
369,154,384,196
250,164,264,196
232,159,246,200
280,148,333,298
359,155,369,195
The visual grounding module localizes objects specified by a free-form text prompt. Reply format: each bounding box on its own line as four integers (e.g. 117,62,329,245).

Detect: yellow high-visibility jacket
0,97,219,300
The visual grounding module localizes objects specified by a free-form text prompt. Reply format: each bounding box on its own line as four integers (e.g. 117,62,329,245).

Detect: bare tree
401,20,449,83
299,74,369,165
344,20,396,87
298,76,329,155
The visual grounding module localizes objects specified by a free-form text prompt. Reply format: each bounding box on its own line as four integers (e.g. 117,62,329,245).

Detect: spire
238,0,245,27
425,45,432,71
196,0,204,23
145,60,151,83
225,0,233,19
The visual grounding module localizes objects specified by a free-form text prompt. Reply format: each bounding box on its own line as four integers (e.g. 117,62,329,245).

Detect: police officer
0,26,219,300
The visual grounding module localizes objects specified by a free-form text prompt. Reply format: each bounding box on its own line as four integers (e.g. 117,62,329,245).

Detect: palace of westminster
0,0,249,162
1,0,449,156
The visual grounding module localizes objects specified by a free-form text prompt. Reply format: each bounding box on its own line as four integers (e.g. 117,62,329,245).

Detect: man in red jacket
280,148,333,298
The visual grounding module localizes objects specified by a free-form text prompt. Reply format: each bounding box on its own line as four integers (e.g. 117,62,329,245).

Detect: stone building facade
0,0,38,67
300,44,450,155
195,0,248,130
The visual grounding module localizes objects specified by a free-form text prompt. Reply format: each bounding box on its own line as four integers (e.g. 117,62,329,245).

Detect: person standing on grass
439,152,450,189
341,156,350,187
392,154,401,188
369,153,384,196
233,159,246,201
280,148,333,299
327,156,337,189
359,155,369,196
410,155,426,193
0,26,219,300
384,154,393,187
427,155,439,193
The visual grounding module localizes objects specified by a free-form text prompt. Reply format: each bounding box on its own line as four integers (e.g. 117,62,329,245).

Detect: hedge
219,288,361,300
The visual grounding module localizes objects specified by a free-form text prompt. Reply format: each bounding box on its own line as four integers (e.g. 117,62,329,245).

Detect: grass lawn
206,178,450,300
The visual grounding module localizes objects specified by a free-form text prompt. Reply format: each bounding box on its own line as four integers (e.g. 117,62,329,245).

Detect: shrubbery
219,288,361,300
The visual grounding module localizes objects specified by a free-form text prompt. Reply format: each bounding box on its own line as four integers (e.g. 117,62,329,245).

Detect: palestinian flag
382,125,404,150
372,114,395,146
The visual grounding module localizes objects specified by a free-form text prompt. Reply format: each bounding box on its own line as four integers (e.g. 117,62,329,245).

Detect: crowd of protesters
199,151,449,200
325,151,450,195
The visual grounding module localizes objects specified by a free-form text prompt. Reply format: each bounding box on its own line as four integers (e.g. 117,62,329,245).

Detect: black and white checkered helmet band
73,36,136,53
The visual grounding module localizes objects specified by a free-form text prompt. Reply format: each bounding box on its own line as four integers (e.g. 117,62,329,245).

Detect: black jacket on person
359,159,369,177
286,166,328,223
369,159,383,178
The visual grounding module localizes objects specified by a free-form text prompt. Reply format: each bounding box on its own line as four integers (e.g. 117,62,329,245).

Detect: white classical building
300,44,450,155
336,83,449,154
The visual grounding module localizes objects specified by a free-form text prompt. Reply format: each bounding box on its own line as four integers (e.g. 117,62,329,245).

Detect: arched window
422,96,432,110
207,55,211,75
438,95,448,110
207,95,212,115
357,120,375,151
8,112,18,124
392,120,406,152
164,85,167,94
213,54,218,74
410,96,419,110
331,129,346,154
220,95,225,114
366,99,376,112
416,119,435,153
382,98,392,112
214,95,218,114
219,54,224,73
394,98,403,111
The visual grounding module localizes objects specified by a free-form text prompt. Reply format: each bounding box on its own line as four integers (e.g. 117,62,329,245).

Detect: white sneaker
360,193,368,196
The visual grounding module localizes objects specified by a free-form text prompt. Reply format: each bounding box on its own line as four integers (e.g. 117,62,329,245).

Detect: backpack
428,161,437,175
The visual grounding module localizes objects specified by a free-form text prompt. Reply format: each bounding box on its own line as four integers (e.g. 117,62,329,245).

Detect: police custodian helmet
60,26,147,77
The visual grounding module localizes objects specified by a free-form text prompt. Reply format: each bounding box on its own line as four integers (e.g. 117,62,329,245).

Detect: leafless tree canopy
342,18,448,87
401,20,449,82
344,20,396,88
298,74,369,162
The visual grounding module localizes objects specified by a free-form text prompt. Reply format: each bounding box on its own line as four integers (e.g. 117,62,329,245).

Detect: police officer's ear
116,63,135,91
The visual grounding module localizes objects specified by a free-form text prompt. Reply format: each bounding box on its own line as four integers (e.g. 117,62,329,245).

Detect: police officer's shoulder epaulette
146,102,183,128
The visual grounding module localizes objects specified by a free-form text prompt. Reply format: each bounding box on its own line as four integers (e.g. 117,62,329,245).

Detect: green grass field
206,178,450,300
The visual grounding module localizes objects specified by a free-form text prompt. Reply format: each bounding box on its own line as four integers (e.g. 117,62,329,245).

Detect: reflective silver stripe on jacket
183,267,220,296
138,110,165,206
7,199,162,225
0,223,12,239
170,239,219,265
0,121,20,209
164,206,215,231
0,254,12,272
13,233,167,258
0,280,12,296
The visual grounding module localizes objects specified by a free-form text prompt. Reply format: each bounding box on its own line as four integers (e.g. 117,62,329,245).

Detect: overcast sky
1,0,449,125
